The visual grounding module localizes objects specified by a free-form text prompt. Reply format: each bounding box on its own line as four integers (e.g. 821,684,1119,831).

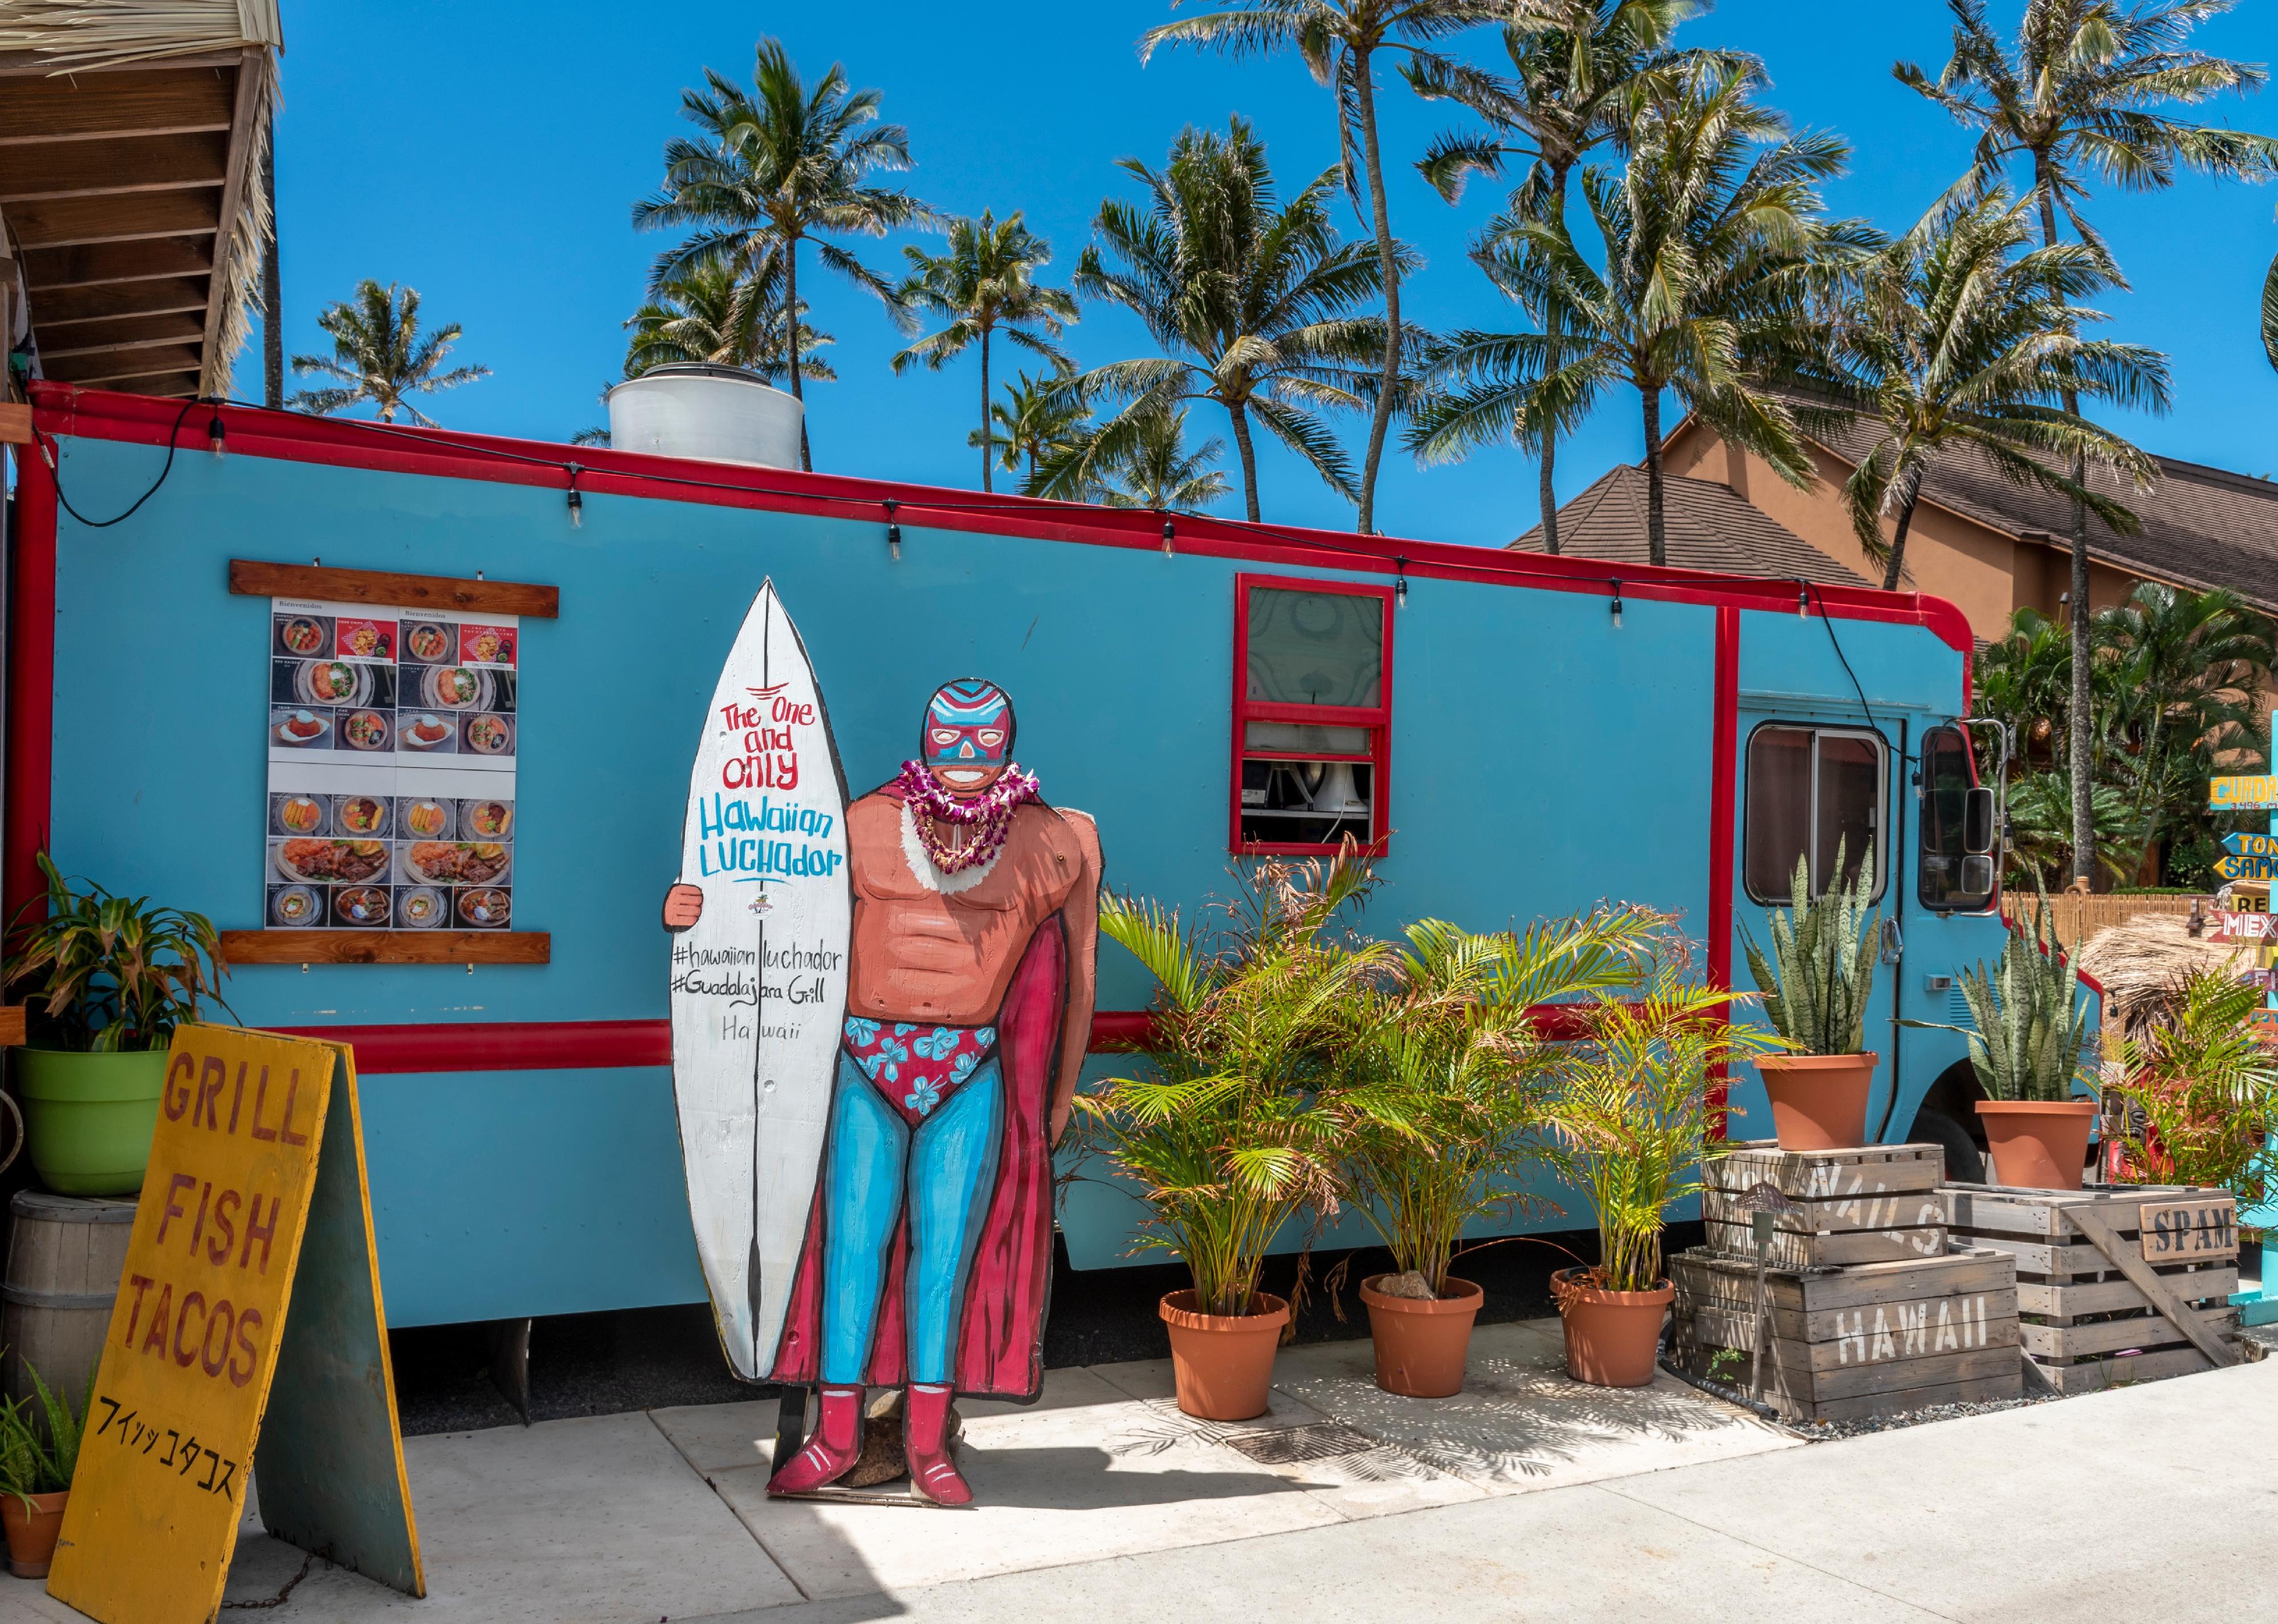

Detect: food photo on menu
266,599,520,932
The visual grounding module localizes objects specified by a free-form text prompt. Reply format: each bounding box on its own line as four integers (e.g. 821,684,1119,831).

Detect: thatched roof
0,1,282,398
2077,913,2252,1030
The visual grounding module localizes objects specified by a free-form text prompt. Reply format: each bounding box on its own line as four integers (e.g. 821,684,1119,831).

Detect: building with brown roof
1510,462,1873,589
1648,411,2278,647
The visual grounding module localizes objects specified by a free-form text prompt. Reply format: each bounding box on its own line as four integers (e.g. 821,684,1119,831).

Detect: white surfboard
670,580,851,1381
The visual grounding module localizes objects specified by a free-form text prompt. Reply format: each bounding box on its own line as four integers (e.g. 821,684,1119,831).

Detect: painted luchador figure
665,678,1100,1504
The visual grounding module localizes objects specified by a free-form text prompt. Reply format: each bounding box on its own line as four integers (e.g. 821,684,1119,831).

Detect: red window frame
1230,573,1394,856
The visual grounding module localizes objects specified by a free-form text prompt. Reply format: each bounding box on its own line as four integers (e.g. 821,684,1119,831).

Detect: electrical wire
32,397,201,528
1803,580,1879,739
46,390,1828,605
26,393,1948,642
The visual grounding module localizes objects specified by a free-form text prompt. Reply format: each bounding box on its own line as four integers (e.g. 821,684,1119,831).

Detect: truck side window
1233,577,1393,854
1744,723,1886,903
1919,725,1996,912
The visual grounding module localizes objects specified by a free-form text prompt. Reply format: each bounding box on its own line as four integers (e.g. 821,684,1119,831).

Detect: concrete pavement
5,1317,2273,1623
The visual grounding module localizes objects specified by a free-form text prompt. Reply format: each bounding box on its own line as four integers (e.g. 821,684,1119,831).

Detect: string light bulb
1162,519,1175,558
886,499,901,562
1609,580,1623,630
1395,558,1408,610
206,407,226,458
566,464,583,528
1798,582,1810,618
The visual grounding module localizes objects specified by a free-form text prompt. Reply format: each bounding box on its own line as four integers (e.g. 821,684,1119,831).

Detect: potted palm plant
1547,948,1772,1387
4,853,230,1194
0,1362,86,1579
1912,887,2101,1188
1333,907,1660,1398
1742,841,1880,1150
1079,851,1376,1421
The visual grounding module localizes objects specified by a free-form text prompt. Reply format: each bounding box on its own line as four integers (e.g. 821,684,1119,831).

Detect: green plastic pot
13,1048,168,1195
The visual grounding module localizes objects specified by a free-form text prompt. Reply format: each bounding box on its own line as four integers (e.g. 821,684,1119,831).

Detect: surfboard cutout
670,580,851,1381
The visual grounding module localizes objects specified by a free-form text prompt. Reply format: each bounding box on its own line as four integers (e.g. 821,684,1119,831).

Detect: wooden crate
1671,1244,2022,1423
1938,1182,2246,1394
1700,1142,1949,1269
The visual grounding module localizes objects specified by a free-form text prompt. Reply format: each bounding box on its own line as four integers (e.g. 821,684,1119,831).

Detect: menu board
264,598,517,932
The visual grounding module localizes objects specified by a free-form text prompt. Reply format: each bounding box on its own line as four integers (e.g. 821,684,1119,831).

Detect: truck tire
1906,1107,1984,1185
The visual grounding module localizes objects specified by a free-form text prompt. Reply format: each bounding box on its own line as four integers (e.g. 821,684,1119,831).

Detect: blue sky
258,1,2278,547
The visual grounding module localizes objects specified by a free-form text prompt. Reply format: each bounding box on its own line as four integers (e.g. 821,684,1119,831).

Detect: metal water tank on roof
605,365,804,469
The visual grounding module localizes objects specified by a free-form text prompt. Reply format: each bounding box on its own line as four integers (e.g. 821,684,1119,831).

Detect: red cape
766,912,1065,1400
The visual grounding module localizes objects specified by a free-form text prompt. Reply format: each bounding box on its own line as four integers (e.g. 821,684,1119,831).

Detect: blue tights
817,1048,1004,1385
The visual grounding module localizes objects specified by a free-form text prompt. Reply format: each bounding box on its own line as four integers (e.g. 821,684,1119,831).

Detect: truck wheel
1908,1107,1984,1185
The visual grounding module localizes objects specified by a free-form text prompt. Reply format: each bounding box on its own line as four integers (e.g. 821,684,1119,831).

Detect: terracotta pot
1359,1275,1484,1398
1756,1052,1878,1151
1552,1268,1672,1388
1,1490,67,1579
1159,1290,1290,1421
1977,1100,2098,1190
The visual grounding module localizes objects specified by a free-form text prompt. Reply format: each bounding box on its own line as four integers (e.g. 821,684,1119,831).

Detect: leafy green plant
1078,848,1384,1317
1329,906,1663,1296
1546,950,1774,1292
3,852,230,1052
1908,884,2094,1103
0,1361,88,1509
2107,969,2278,1201
1742,840,1878,1056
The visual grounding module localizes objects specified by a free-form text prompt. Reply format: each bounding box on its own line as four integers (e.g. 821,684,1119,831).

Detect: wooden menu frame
221,930,549,965
229,560,560,619
234,560,551,964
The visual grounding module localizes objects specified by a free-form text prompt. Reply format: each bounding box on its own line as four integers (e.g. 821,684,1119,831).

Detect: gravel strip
1786,1390,2066,1441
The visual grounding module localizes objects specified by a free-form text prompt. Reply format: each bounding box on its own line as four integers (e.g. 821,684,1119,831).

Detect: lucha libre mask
922,678,1014,793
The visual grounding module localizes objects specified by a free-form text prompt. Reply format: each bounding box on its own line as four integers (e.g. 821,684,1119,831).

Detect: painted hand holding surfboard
667,581,1102,1507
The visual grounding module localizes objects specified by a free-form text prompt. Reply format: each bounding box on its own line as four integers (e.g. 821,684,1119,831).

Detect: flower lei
894,760,1041,874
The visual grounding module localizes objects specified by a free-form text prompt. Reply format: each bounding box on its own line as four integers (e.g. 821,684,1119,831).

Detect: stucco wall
1664,420,2173,646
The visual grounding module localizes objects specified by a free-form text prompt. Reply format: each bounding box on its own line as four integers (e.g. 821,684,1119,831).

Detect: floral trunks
842,1017,999,1125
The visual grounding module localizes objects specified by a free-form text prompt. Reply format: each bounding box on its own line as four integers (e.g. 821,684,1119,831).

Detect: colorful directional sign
2223,832,2278,860
2216,855,2278,883
2211,775,2278,811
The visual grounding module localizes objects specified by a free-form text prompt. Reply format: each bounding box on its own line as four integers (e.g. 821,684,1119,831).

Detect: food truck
2,380,2081,1330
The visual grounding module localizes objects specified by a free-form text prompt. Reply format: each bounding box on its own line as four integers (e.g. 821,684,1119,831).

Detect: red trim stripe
5,446,58,921
27,384,1978,658
270,1010,1163,1074
271,1003,1647,1074
1706,605,1742,1137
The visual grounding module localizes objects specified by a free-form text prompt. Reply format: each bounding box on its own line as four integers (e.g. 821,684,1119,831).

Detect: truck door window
1919,725,1996,911
1745,724,1886,903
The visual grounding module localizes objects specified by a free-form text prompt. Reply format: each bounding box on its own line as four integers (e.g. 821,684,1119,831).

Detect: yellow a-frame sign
47,1025,422,1623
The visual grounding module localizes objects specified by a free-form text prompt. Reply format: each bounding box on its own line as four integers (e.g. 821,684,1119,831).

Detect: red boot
904,1383,972,1505
767,1386,863,1496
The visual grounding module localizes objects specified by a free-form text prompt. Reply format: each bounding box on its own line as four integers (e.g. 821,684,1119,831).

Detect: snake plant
1741,840,1880,1056
1910,883,2094,1103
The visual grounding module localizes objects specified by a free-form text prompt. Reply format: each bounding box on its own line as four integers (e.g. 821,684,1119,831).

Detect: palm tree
1820,187,2167,591
1052,119,1393,523
1411,64,1869,566
893,211,1080,492
1088,405,1234,512
1977,605,2079,770
1897,0,2278,887
974,372,1091,488
2094,582,2275,870
1142,0,1505,534
2264,236,2278,374
623,259,836,385
632,38,928,471
1409,0,1738,550
289,280,489,426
